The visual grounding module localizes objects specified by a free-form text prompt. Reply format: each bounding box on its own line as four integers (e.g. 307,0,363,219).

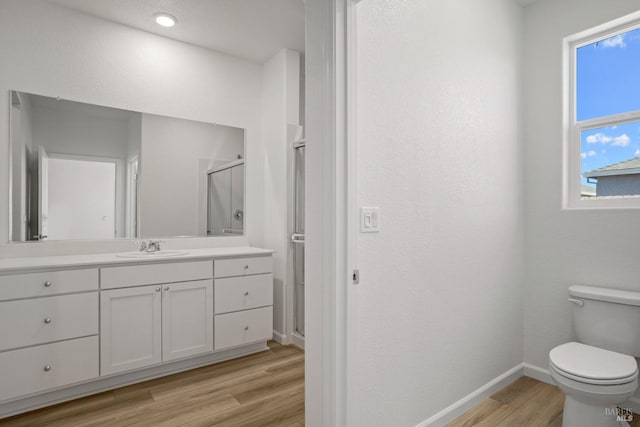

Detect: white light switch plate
360,207,380,233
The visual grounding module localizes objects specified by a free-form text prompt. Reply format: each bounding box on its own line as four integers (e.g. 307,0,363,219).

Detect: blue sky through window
578,27,640,186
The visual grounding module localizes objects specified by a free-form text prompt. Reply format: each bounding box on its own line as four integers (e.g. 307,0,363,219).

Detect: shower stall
291,138,305,343
207,159,244,236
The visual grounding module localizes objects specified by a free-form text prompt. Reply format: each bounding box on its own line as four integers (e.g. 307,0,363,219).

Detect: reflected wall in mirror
8,91,245,242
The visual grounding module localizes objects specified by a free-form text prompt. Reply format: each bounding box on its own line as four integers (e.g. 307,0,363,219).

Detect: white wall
31,102,129,160
523,0,640,371
355,1,524,425
0,0,262,257
261,49,300,341
138,113,244,238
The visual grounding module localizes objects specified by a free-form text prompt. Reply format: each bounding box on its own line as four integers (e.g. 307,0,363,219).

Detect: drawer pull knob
156,287,161,292
44,281,52,287
244,265,249,269
244,326,249,331
44,317,52,324
164,286,170,291
244,291,249,296
44,365,51,372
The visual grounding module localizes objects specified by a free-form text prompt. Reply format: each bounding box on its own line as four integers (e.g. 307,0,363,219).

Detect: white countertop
0,246,274,273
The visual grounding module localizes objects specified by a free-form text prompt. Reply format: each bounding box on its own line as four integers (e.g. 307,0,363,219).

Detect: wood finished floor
0,341,304,427
447,376,640,427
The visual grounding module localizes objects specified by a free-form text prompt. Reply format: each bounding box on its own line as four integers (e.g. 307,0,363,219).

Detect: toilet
549,285,640,427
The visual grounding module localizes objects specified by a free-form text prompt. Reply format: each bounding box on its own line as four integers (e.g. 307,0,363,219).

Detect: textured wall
355,0,524,425
261,49,300,341
523,0,640,370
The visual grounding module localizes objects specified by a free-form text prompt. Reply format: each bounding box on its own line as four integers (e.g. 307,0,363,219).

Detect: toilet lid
550,342,638,381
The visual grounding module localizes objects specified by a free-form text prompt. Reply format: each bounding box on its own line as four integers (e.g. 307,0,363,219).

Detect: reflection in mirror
8,90,245,242
207,159,245,236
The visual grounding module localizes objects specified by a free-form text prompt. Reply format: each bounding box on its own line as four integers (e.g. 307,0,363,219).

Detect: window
565,15,640,208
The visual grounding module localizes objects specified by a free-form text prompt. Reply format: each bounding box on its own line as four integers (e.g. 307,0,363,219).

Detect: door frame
305,0,359,425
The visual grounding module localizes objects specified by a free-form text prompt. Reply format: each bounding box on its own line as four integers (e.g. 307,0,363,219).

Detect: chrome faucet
147,240,164,252
137,240,165,253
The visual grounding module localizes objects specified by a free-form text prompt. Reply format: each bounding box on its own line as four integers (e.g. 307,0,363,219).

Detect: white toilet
549,285,640,427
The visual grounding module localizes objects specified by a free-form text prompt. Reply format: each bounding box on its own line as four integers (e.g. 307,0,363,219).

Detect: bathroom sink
116,250,189,259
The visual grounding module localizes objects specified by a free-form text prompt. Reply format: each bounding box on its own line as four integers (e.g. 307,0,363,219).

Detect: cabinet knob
244,291,249,296
44,365,51,372
44,317,52,324
44,281,52,287
156,287,161,292
244,265,249,269
244,326,249,331
164,286,170,291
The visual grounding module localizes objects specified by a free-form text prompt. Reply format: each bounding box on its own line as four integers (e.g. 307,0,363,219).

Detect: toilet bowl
549,342,637,427
549,285,640,427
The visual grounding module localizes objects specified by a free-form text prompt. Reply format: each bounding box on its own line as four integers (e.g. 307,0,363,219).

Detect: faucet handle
149,240,166,251
137,240,147,252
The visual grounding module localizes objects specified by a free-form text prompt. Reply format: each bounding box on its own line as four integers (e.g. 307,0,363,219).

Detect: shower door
292,143,305,337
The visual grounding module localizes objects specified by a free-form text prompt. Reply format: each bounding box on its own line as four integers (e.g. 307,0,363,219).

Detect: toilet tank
570,285,640,357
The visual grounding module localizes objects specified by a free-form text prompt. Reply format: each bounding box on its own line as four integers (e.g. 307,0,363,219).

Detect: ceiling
47,0,305,63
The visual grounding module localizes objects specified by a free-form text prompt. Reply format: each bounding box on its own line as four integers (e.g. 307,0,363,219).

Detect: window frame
563,12,640,209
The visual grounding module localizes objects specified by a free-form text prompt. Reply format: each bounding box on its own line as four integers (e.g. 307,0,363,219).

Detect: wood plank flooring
447,376,640,427
6,353,638,427
0,341,304,427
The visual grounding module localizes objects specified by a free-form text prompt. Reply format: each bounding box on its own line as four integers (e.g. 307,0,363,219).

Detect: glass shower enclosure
207,160,244,236
292,140,305,337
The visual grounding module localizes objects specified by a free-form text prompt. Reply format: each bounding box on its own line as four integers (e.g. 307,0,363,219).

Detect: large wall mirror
8,90,245,242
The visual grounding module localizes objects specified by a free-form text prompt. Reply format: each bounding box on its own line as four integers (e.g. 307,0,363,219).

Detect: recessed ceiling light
154,13,177,27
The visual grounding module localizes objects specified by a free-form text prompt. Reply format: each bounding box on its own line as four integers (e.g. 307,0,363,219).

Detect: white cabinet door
215,307,273,350
162,280,213,361
100,285,162,375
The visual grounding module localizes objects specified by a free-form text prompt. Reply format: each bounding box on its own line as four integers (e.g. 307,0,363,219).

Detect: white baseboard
272,330,290,345
523,362,553,384
416,364,524,427
291,332,304,350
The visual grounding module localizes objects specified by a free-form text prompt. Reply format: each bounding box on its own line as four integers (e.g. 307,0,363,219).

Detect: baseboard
523,362,553,384
272,330,290,345
291,332,305,350
416,363,524,427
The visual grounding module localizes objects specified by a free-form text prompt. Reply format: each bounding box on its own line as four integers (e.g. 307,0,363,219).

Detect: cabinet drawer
214,307,273,350
101,261,213,289
0,269,98,301
214,257,272,278
215,274,273,314
0,293,98,352
0,336,99,402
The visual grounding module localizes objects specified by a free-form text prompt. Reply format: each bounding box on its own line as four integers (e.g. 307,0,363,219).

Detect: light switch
360,207,380,233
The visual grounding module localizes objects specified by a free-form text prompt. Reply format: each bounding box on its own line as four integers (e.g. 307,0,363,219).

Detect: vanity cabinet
100,262,214,375
0,249,273,418
0,268,99,402
214,257,273,350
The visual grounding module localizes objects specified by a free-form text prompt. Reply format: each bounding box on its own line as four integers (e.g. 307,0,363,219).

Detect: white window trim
563,11,640,210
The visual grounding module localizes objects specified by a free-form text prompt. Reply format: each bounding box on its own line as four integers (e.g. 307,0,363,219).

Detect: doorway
45,154,119,240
